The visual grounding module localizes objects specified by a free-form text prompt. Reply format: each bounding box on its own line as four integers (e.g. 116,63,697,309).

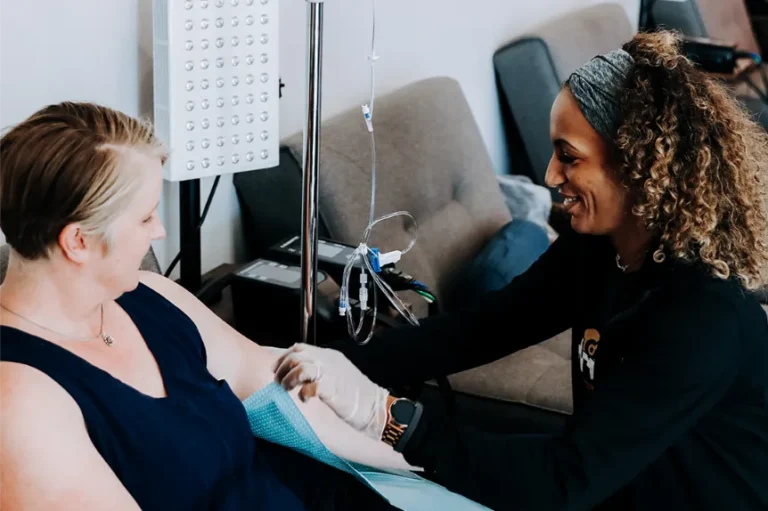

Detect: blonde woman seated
0,103,415,510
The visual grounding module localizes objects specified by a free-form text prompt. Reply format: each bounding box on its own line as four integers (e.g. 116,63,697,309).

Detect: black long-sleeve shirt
328,232,768,510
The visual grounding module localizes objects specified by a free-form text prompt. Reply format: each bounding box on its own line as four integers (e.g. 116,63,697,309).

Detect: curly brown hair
616,30,768,290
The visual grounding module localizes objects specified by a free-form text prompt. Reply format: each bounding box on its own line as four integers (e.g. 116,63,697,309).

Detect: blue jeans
444,218,550,311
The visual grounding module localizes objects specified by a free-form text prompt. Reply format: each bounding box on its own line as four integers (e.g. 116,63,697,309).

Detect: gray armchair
282,77,512,309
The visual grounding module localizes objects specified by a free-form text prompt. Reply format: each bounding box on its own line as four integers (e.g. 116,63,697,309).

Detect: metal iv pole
300,0,324,345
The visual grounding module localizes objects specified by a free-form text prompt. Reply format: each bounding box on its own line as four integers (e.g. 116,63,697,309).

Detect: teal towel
242,382,490,510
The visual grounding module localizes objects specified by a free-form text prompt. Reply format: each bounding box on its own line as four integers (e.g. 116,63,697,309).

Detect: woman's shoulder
664,259,759,301
651,260,767,332
134,271,215,337
136,270,199,314
131,271,203,335
133,271,210,363
132,271,188,308
1,359,85,438
0,361,141,509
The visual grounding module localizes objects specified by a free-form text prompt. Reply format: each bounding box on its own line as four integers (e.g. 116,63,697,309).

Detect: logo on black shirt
578,328,601,391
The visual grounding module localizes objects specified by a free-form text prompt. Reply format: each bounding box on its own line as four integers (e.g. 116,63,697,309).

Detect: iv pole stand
179,179,202,293
300,0,324,345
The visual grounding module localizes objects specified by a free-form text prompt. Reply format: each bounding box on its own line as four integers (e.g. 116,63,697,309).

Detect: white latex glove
273,343,389,441
262,345,288,358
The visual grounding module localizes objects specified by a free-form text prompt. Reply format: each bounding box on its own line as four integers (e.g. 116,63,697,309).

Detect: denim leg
444,218,550,311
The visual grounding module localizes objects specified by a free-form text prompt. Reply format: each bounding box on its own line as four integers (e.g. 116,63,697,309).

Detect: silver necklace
0,302,114,347
616,250,649,273
615,254,630,272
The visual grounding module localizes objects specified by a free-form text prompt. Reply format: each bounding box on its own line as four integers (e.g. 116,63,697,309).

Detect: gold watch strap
382,420,407,447
382,395,402,446
382,396,412,447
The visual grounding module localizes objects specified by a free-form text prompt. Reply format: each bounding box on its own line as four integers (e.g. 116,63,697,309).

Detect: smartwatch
381,397,423,452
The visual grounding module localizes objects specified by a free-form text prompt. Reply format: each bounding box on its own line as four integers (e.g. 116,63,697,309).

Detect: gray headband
566,49,635,141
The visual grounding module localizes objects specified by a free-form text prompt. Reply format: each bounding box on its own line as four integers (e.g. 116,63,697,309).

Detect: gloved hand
262,345,288,358
273,343,389,441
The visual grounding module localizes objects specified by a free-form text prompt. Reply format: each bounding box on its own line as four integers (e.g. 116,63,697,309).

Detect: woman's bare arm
139,271,418,472
1,362,141,510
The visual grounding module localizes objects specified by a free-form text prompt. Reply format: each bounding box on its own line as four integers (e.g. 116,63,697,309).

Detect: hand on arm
274,343,390,440
138,272,417,472
1,363,142,510
281,376,419,471
273,343,421,470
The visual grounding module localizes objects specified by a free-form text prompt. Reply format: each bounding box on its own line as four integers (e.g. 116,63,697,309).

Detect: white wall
0,0,639,276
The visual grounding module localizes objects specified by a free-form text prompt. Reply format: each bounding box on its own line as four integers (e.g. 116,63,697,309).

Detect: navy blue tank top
0,282,307,510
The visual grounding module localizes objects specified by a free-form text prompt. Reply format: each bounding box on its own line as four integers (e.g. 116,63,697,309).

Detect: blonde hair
617,31,768,290
0,102,167,260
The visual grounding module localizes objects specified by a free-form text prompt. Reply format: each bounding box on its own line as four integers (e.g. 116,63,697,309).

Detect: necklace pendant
615,254,629,272
102,333,115,347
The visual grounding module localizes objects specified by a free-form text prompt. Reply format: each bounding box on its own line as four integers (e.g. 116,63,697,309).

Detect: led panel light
153,0,279,181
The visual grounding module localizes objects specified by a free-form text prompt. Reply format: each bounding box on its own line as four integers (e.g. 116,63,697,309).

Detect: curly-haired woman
274,31,768,510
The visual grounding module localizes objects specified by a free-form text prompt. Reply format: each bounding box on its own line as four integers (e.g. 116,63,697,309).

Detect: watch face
391,399,416,425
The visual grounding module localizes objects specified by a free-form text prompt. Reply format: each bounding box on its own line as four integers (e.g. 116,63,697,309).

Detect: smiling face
544,86,631,236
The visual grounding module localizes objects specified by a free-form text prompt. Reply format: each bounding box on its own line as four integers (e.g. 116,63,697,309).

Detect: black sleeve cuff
323,338,370,372
322,338,405,390
398,401,445,474
394,401,424,453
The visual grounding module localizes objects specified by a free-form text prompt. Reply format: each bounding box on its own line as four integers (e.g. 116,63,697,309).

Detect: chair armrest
194,263,239,307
